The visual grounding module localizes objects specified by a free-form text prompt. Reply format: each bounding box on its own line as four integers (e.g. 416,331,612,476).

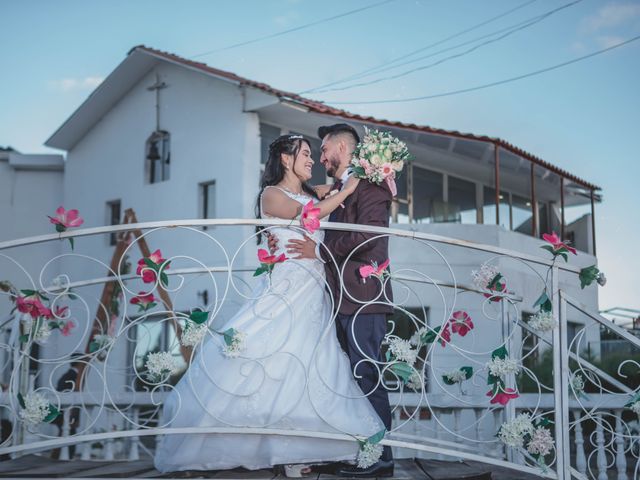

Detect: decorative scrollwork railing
0,219,636,479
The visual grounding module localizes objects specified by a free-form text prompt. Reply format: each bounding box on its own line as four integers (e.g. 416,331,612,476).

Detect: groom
286,123,394,477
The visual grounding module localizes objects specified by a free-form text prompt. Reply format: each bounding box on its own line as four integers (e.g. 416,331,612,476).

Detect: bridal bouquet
350,127,410,196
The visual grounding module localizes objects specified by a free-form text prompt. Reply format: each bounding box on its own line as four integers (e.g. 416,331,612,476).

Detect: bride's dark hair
255,134,318,242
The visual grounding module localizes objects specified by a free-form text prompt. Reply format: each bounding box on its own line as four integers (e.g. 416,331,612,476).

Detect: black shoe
336,459,394,477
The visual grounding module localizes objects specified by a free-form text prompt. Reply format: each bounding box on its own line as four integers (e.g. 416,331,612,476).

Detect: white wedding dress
154,188,384,473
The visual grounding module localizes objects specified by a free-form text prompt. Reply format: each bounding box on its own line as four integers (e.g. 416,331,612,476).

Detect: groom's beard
326,156,341,178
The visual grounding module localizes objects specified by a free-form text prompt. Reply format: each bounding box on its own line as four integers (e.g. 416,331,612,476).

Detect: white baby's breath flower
630,401,640,418
181,322,207,347
145,351,177,382
33,320,52,345
471,264,500,291
444,368,467,384
528,310,557,333
526,427,554,456
388,337,418,364
222,330,247,358
407,371,423,391
409,328,426,347
486,357,520,377
570,373,585,395
357,441,384,469
19,392,51,427
498,413,535,448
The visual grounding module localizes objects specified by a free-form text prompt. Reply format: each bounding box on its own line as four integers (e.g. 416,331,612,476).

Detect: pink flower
48,206,84,230
487,387,519,406
301,200,321,234
484,278,507,303
542,232,577,255
43,305,69,320
381,163,394,178
439,324,451,347
136,249,169,284
16,296,49,319
449,310,474,337
60,320,76,336
130,292,156,311
257,249,287,265
359,259,390,280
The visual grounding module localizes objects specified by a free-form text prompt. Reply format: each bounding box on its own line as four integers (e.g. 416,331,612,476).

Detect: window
106,199,121,246
447,175,477,224
483,187,510,229
200,181,216,229
146,130,170,183
412,167,443,223
260,123,281,165
512,194,533,236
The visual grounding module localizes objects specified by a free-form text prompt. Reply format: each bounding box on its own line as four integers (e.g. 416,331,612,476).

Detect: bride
153,134,385,475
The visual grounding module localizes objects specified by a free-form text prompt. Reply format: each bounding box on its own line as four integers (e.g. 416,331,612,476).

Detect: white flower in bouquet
630,400,640,418
222,330,247,358
486,357,520,377
19,392,51,427
350,126,411,197
526,427,554,456
443,368,467,384
471,263,500,291
498,413,534,448
528,310,557,333
357,441,384,469
388,337,418,364
145,351,177,382
181,322,207,347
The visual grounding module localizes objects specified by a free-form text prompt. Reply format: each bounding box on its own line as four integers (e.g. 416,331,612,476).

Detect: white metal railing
0,219,635,479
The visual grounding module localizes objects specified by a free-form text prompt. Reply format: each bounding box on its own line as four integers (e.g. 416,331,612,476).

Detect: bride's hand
344,175,360,193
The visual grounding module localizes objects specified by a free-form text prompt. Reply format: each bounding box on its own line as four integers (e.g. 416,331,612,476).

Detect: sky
1,0,638,313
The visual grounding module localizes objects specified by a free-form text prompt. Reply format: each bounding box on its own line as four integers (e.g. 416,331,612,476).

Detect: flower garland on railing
356,428,386,469
471,263,507,302
498,413,554,469
13,289,74,344
486,346,520,406
17,391,60,427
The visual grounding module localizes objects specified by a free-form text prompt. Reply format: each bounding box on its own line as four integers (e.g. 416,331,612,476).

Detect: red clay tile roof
131,45,600,191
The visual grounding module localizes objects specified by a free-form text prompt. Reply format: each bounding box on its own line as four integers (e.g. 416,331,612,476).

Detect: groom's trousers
335,312,393,461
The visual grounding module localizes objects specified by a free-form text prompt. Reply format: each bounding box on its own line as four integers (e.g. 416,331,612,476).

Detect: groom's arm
321,183,391,260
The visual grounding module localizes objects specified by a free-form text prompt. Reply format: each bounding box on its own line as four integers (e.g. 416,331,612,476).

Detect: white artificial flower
528,311,557,333
370,154,384,167
388,337,418,364
407,371,423,391
93,334,114,348
222,330,247,358
526,427,554,456
486,357,521,377
33,320,52,345
471,263,500,291
145,351,177,382
630,401,640,418
498,413,534,448
357,441,384,469
181,322,207,347
19,392,51,427
444,368,467,384
409,328,426,347
570,373,585,395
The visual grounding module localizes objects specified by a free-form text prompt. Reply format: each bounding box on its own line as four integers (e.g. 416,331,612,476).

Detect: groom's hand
286,236,316,259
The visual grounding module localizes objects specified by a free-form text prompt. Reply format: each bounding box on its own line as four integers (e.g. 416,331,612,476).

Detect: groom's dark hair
317,123,360,146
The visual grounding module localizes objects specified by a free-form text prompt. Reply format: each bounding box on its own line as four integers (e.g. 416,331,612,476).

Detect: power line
321,34,640,105
190,0,396,59
301,0,538,93
309,0,583,94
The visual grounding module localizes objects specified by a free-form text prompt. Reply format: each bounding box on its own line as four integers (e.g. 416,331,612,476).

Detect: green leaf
558,251,568,263
390,362,414,383
20,289,37,297
533,292,552,313
143,257,159,271
461,366,474,380
487,273,503,290
579,265,600,289
55,224,66,233
145,302,157,311
68,237,74,250
253,266,267,277
223,328,237,346
19,334,30,343
17,393,25,409
189,310,209,324
442,374,457,386
160,272,169,287
89,341,99,353
385,349,391,362
491,345,508,360
367,428,386,445
534,417,553,428
421,326,441,344
68,291,78,300
43,405,60,423
487,373,501,386
540,245,556,256
48,321,60,330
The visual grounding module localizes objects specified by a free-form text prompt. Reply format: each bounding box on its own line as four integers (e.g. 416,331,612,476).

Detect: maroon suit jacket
320,180,394,316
